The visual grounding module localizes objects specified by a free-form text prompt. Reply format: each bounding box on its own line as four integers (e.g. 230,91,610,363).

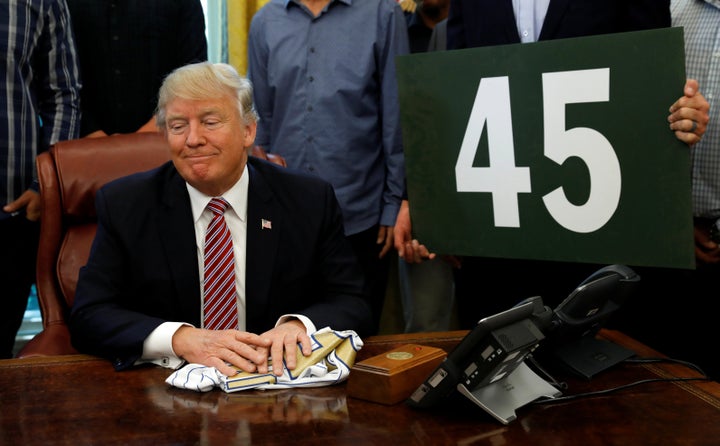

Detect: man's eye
204,120,221,128
169,123,187,134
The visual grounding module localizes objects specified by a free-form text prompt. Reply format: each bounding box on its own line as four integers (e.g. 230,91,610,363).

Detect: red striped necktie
203,197,238,330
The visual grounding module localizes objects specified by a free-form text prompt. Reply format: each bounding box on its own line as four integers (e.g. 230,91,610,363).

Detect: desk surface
1,330,719,446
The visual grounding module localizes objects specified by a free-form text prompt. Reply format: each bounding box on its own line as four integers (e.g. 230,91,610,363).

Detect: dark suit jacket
447,0,670,50
70,157,372,369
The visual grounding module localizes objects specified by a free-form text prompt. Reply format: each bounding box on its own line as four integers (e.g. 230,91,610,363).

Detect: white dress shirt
139,164,313,369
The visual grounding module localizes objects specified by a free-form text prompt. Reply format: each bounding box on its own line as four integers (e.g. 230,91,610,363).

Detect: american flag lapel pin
261,218,272,230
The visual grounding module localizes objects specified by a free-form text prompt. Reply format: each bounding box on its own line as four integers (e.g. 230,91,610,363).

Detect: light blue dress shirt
247,0,409,235
513,0,551,42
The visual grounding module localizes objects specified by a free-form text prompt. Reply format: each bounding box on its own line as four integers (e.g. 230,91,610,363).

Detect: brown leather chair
17,133,172,357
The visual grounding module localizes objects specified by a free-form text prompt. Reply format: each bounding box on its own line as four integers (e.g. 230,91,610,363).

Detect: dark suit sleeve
178,0,208,64
69,182,176,370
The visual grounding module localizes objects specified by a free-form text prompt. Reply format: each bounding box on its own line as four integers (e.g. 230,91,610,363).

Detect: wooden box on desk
347,344,446,405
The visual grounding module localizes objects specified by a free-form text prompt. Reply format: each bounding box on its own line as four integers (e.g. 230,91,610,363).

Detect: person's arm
6,0,81,219
177,0,208,64
247,14,273,150
376,2,411,257
394,199,436,263
36,0,81,148
668,79,709,146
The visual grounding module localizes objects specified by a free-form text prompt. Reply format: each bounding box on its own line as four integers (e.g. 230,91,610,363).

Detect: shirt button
310,47,315,53
309,76,314,82
307,105,313,112
308,136,314,143
522,30,529,37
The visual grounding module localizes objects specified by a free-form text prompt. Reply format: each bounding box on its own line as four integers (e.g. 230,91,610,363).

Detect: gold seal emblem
386,351,413,360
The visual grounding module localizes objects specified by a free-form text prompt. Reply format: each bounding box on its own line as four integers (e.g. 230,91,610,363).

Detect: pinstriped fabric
203,197,238,330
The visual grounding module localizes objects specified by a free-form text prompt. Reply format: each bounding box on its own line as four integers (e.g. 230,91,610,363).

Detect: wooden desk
1,330,718,445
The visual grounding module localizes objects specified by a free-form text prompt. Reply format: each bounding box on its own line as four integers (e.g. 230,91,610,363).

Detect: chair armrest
16,324,78,358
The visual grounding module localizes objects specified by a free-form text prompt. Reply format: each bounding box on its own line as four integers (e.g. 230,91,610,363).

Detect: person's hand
668,79,709,146
694,221,720,265
171,326,272,377
393,199,436,263
3,189,41,221
257,320,312,376
136,116,159,133
84,130,109,138
377,225,394,258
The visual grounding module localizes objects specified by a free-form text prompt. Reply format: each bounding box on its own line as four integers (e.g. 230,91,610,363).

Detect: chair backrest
18,133,172,357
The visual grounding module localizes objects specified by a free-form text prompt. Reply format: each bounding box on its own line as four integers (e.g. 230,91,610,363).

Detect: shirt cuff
139,321,190,369
276,314,316,335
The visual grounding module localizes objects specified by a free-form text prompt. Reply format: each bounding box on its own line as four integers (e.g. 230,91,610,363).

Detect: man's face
164,94,256,196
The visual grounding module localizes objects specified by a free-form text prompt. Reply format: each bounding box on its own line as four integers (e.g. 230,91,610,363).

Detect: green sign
397,27,694,269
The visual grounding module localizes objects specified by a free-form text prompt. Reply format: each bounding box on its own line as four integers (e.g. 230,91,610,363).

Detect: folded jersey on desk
166,327,362,392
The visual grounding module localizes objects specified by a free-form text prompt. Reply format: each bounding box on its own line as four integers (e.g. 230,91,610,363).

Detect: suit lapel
539,0,570,40
478,0,519,44
157,166,202,326
245,161,279,324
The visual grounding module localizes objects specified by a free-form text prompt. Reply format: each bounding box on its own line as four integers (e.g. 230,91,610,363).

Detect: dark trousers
347,225,391,335
0,215,40,358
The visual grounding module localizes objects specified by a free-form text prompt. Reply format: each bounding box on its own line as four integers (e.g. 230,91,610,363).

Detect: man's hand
257,320,312,376
695,221,720,265
84,130,109,138
171,326,272,377
393,199,435,263
3,189,41,221
668,79,709,146
377,225,395,258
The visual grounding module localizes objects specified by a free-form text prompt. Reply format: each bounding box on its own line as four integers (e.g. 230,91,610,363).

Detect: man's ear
244,121,257,148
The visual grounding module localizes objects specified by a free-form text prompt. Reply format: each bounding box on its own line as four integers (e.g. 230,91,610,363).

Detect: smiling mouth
185,153,215,160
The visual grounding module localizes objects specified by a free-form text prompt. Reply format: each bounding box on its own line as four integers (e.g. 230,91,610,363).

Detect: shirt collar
186,163,249,224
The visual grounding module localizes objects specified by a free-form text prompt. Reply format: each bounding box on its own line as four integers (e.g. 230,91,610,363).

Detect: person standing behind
398,0,455,333
395,0,709,328
613,0,720,380
0,0,81,358
247,0,409,333
405,0,449,53
66,0,207,137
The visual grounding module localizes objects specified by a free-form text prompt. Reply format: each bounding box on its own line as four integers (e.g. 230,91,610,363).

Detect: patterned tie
203,197,238,330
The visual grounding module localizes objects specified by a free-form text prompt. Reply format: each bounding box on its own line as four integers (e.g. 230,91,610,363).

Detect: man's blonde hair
156,62,258,129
